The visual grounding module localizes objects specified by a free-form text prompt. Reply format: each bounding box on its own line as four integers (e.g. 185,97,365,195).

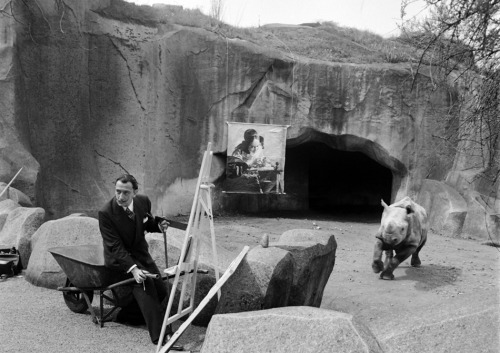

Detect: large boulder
0,182,33,207
215,245,294,315
0,199,21,232
201,306,383,353
417,179,468,237
25,216,102,289
0,206,45,267
271,229,337,307
460,191,500,243
66,213,88,218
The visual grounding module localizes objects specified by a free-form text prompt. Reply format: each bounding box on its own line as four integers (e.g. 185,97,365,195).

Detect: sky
125,0,429,37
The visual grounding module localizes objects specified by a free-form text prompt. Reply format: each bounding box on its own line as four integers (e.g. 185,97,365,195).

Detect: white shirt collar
124,200,134,212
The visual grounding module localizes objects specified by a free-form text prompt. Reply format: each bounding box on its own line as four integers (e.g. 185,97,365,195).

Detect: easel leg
206,187,221,299
157,143,221,353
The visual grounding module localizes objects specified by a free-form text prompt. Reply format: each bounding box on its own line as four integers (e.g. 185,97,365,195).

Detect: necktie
124,207,135,221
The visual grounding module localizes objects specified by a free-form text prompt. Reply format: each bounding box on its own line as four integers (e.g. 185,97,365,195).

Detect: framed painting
223,122,289,194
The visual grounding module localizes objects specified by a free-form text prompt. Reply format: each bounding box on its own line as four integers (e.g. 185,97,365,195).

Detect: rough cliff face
0,0,497,241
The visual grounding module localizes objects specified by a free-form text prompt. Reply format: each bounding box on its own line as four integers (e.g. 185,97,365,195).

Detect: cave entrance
284,131,403,218
285,141,392,215
220,131,405,217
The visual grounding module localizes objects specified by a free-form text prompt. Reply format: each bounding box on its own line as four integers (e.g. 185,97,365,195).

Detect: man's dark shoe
162,334,184,351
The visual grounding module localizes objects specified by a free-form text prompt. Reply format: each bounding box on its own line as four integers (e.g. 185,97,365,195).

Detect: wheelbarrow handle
145,273,160,279
154,216,188,231
57,273,161,292
105,273,160,290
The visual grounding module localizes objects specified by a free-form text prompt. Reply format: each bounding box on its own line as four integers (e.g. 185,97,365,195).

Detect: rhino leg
380,250,396,280
411,238,426,267
380,245,417,280
373,260,384,273
411,254,421,267
380,270,395,280
383,250,393,269
372,239,384,273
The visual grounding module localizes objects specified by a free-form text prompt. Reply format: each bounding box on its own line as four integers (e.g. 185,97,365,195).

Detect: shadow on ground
396,264,462,291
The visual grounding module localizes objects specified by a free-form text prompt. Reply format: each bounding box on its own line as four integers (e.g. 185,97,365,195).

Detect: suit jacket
98,194,161,273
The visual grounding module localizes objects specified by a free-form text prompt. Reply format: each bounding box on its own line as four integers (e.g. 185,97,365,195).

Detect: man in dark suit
98,174,181,349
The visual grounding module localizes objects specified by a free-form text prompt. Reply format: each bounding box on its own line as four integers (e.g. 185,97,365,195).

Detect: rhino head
376,199,414,246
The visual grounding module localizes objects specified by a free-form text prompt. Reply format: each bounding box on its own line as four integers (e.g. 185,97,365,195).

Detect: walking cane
161,222,170,276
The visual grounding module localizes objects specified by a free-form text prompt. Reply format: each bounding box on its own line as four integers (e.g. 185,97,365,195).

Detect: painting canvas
223,122,289,194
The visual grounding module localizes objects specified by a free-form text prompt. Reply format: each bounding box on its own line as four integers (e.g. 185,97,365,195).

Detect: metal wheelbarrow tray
49,244,207,327
49,244,160,327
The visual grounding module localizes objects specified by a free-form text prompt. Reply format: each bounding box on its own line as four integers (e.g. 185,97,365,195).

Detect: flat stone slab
201,306,383,353
381,306,499,353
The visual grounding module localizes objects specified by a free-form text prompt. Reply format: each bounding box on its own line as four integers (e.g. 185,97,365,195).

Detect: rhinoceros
372,197,428,280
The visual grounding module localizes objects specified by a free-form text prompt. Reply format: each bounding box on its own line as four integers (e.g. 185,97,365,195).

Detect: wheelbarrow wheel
63,278,93,314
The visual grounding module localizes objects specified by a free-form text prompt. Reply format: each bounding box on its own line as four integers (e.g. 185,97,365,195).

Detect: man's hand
159,219,170,232
131,267,147,283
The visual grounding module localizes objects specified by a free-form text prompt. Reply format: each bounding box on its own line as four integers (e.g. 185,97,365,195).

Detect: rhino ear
406,204,414,214
381,199,389,209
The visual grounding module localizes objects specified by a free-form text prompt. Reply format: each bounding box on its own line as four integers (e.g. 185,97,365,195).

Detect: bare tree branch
401,0,500,183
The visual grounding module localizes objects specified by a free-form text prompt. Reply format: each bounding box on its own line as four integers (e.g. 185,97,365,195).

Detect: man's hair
115,174,138,190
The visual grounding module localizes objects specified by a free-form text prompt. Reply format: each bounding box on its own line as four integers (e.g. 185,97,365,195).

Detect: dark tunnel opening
285,141,393,217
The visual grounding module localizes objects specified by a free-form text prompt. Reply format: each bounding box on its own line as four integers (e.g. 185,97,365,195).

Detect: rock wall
0,0,497,240
0,0,39,200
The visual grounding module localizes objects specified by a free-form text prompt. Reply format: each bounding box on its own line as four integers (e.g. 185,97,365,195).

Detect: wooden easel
156,142,220,352
159,246,249,353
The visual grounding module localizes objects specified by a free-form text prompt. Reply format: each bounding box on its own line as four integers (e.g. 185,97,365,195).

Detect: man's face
115,180,137,208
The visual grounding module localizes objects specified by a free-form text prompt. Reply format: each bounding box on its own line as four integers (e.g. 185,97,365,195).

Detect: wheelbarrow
49,244,154,326
49,241,206,327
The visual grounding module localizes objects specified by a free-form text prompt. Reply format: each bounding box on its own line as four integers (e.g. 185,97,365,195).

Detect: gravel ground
2,212,499,352
0,275,206,353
